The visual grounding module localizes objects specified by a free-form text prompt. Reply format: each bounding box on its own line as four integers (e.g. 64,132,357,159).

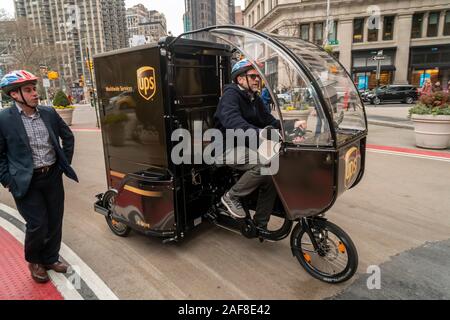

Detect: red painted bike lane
367,144,450,159
0,226,63,300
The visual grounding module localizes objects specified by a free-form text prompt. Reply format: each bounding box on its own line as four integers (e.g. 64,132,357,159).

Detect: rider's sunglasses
246,73,261,81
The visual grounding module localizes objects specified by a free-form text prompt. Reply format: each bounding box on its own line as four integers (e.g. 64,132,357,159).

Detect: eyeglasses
246,74,261,81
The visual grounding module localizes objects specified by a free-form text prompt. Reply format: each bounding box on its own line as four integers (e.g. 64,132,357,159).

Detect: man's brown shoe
44,261,70,273
28,263,49,283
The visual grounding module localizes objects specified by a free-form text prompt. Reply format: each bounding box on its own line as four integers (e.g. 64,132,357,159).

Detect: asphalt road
0,104,449,299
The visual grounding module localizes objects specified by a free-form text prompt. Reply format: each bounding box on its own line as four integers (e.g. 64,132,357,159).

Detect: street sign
372,50,385,88
43,78,50,88
48,71,59,80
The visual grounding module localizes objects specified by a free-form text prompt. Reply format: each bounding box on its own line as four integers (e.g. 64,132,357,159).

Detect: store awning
352,65,396,73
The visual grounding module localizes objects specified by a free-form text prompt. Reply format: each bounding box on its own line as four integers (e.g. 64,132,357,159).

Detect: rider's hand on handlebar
294,120,307,130
288,120,307,144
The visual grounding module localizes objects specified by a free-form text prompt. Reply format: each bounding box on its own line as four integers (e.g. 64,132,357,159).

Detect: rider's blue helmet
231,59,255,82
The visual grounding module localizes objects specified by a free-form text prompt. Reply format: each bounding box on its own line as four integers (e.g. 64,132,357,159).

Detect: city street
1,103,449,299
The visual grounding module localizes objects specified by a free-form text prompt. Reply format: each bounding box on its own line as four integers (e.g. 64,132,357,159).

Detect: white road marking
0,203,118,300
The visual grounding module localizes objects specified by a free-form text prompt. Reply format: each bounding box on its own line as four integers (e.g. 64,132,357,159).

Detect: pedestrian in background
421,78,433,95
432,81,442,92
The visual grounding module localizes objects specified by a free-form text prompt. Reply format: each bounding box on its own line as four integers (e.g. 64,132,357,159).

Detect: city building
126,4,167,47
243,0,450,90
235,5,244,26
184,0,235,35
13,0,128,90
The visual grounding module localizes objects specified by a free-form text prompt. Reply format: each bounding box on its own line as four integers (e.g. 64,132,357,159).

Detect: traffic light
85,59,93,71
79,75,84,87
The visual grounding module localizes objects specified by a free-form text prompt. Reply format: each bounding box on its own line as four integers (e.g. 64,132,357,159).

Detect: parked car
359,89,373,102
367,85,418,105
276,92,291,105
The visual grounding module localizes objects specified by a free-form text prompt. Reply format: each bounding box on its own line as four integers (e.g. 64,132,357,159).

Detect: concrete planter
281,108,311,122
411,114,450,149
54,108,74,126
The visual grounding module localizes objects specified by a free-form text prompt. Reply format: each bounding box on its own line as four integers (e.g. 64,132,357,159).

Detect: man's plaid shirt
16,104,56,169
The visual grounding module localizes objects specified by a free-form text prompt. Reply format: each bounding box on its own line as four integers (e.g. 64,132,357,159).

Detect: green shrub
52,90,71,107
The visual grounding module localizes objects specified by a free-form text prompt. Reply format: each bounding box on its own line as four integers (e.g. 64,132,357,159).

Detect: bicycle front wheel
290,219,358,283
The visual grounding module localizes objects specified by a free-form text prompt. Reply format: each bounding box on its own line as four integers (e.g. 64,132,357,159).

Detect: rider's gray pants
219,147,277,228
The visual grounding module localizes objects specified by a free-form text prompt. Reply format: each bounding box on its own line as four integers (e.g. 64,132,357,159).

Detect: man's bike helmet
0,70,38,96
231,59,255,82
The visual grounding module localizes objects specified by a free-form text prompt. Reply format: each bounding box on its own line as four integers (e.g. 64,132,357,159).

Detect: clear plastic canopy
177,26,367,147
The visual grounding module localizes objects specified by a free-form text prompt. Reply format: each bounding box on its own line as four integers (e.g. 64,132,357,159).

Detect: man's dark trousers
14,164,64,265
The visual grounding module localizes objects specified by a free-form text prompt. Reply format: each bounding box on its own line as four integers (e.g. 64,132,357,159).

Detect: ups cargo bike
93,26,368,283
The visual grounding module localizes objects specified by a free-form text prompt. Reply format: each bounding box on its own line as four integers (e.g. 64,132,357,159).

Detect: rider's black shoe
221,192,246,219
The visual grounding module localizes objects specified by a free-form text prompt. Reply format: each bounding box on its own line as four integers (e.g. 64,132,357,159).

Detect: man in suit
0,70,78,283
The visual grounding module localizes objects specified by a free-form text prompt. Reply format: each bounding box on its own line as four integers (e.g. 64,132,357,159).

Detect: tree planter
411,114,450,149
54,108,74,126
281,108,311,122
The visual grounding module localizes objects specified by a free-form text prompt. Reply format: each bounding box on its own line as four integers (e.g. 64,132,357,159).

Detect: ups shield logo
344,146,360,189
137,66,156,100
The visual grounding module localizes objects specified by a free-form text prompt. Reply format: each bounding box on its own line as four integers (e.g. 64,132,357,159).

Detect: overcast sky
1,0,245,36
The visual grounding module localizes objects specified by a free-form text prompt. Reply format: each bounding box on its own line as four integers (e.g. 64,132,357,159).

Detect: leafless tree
0,18,62,77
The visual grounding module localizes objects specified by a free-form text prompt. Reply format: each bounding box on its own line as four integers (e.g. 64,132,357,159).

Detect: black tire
405,96,414,104
373,97,381,105
277,98,286,106
290,219,358,283
103,190,131,237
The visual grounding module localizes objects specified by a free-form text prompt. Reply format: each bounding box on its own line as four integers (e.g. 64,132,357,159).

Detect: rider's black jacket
214,84,280,153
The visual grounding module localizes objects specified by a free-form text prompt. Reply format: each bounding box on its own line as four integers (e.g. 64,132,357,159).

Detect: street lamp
372,50,385,89
82,37,99,128
323,0,331,47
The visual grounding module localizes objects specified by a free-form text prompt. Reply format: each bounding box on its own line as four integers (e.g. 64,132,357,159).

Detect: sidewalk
71,103,100,130
365,105,414,130
0,226,64,300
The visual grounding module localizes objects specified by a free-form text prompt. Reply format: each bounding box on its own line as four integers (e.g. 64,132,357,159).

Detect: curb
367,119,414,130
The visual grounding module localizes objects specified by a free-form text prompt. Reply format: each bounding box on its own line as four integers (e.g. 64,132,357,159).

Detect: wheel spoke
297,228,350,275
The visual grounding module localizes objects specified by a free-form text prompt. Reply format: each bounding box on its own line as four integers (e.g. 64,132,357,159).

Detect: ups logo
344,146,360,189
137,66,156,100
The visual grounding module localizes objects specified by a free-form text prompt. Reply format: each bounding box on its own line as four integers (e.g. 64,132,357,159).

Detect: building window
313,22,323,45
411,13,424,38
261,1,265,16
383,16,395,40
300,24,310,41
427,12,440,37
257,5,260,20
368,24,378,42
353,18,364,43
328,20,338,43
444,11,450,36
